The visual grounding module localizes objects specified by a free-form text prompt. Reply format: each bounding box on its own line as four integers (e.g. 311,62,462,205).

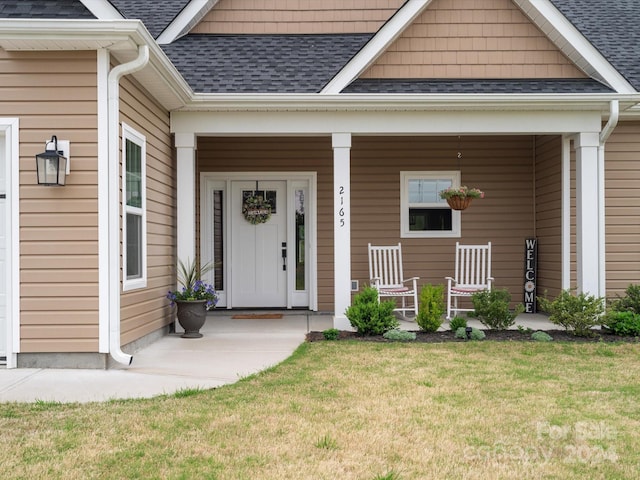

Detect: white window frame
122,123,147,291
400,171,461,238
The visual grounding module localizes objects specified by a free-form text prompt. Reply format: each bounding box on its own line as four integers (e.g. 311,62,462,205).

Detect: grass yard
1,341,639,479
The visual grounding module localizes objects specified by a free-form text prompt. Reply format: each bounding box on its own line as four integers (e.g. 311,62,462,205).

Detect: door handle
281,242,287,271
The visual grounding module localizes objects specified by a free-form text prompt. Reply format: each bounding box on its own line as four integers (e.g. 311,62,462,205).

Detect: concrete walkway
0,312,555,404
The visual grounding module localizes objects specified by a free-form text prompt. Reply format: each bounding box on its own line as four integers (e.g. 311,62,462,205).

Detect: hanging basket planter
446,196,473,211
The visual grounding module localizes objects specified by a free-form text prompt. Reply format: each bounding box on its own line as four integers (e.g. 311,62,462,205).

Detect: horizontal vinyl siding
534,136,562,299
191,0,403,34
197,137,334,310
351,136,535,309
605,121,640,297
0,49,100,353
362,0,585,79
119,76,175,345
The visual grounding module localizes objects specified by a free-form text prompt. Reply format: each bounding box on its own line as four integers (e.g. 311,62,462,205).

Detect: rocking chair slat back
369,243,404,288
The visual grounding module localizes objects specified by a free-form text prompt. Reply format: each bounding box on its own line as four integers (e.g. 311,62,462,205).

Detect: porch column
574,132,601,296
332,133,352,329
175,132,197,266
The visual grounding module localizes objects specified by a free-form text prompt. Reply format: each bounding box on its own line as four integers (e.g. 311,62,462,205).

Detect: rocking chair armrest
370,277,382,287
403,276,419,283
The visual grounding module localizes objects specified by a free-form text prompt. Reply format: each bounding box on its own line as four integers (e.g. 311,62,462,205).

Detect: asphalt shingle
0,0,94,18
108,0,189,38
161,33,373,93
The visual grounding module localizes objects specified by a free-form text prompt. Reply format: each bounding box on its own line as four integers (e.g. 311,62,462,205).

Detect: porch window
400,171,461,238
122,124,147,290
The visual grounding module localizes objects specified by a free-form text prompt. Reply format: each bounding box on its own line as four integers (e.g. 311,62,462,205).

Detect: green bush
471,288,524,330
345,286,399,335
383,329,417,341
531,331,553,342
454,326,485,340
416,284,445,332
609,284,640,314
603,311,640,336
448,316,467,331
537,289,604,337
322,328,340,341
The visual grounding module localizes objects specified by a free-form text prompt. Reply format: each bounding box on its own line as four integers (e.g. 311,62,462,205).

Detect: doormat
231,313,284,319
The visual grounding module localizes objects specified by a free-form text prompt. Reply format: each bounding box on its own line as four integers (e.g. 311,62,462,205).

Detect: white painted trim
0,118,19,368
200,172,318,311
157,0,218,44
561,136,571,291
514,0,636,94
321,0,432,94
121,123,148,291
97,49,110,352
200,177,226,307
78,0,123,19
175,133,197,267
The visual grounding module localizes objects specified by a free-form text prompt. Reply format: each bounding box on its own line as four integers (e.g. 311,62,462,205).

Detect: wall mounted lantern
36,135,69,186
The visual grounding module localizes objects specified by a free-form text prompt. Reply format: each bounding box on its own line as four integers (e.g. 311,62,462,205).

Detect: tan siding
605,121,640,298
191,0,404,34
119,75,175,345
197,137,335,310
534,135,562,299
0,49,100,353
362,0,586,79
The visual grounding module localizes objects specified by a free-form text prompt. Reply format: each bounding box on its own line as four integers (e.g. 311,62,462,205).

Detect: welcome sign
524,238,537,313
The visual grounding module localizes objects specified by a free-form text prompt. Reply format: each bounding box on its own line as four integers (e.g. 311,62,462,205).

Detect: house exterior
0,0,638,368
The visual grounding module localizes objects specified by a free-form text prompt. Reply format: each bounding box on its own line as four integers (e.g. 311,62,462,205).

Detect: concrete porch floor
0,311,555,404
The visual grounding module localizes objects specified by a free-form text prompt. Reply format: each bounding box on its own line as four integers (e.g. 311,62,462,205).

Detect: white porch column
175,133,197,265
574,132,601,296
332,133,352,329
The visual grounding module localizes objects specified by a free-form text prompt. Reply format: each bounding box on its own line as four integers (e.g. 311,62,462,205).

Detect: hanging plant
242,194,272,224
439,186,484,211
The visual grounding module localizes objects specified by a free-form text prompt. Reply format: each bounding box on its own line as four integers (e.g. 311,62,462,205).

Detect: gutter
107,45,150,366
597,100,619,297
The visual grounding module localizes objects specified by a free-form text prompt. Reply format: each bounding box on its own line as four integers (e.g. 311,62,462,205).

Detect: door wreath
242,193,272,224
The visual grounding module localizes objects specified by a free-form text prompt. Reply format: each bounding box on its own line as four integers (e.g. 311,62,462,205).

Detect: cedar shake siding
605,122,640,296
361,0,586,79
191,0,405,35
0,49,100,353
119,75,175,345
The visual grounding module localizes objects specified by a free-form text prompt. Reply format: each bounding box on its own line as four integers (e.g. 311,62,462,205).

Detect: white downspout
107,45,150,365
597,100,619,298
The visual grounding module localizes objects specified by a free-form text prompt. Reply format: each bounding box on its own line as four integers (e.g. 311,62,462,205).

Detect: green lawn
2,341,639,479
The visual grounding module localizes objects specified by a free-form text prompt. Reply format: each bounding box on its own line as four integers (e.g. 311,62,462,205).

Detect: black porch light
36,135,67,186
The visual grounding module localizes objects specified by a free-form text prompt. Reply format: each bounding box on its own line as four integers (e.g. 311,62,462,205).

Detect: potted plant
439,185,484,210
166,258,218,338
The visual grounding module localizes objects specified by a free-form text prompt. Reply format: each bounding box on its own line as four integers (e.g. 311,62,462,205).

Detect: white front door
231,181,287,307
0,133,6,363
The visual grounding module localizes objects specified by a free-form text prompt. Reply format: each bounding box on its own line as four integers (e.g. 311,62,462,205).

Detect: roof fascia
0,19,192,108
79,0,124,19
514,0,636,94
156,0,218,44
320,0,433,94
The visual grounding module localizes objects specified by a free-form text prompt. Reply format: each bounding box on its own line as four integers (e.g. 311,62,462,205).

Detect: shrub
531,331,553,342
322,328,340,341
383,329,417,341
471,288,524,330
454,326,485,340
416,284,445,332
537,289,604,337
603,311,640,336
609,284,640,314
345,286,399,335
449,316,467,331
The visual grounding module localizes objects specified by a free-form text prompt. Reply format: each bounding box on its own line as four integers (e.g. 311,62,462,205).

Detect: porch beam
332,133,352,330
175,132,197,267
574,132,601,296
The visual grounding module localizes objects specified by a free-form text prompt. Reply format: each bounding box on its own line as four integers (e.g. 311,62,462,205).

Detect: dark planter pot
176,300,208,338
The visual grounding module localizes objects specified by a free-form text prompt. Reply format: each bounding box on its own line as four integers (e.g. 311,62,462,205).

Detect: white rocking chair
368,243,419,318
446,242,493,319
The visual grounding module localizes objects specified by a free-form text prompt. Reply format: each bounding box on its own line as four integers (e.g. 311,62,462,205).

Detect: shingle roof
108,0,189,38
0,0,94,19
343,78,615,94
161,34,373,93
550,0,640,90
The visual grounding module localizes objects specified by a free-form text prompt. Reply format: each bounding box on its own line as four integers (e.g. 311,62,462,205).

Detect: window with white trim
400,171,461,238
122,124,147,290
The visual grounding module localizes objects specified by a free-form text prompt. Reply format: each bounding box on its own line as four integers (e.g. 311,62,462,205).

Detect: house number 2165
338,186,345,227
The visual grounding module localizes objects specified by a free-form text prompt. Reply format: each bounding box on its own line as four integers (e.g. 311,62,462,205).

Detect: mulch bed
306,329,640,343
